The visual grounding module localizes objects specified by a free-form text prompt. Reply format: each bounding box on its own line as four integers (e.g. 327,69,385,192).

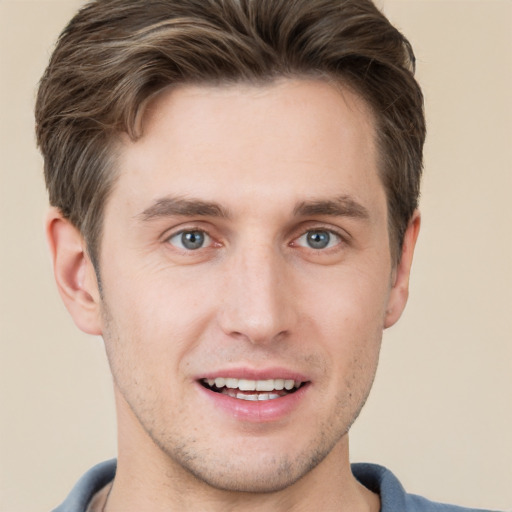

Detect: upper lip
196,367,310,383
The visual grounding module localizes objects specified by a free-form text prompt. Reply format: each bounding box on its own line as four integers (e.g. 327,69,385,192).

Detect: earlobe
46,208,103,335
384,210,421,329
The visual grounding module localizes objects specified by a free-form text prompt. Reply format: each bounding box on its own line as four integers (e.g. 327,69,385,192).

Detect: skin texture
47,79,420,512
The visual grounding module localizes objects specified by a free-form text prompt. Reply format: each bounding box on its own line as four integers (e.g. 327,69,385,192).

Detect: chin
163,435,336,494
184,460,309,494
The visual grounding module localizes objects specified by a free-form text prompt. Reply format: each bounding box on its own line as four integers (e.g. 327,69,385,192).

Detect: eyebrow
293,196,370,220
138,194,369,222
138,196,230,221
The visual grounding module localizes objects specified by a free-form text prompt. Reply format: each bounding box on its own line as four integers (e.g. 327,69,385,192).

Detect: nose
217,242,297,345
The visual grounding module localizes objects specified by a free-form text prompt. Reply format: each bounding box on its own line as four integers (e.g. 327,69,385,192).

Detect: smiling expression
91,78,412,493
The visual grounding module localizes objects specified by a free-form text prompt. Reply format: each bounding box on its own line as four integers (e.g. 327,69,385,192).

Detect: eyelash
166,228,216,252
164,225,347,254
292,228,344,251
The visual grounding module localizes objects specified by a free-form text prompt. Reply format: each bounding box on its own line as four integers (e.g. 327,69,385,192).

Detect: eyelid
162,222,221,250
160,221,349,253
167,229,212,250
160,221,213,241
291,221,350,242
293,228,344,249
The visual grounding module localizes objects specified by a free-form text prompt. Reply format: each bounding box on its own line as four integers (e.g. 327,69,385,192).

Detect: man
35,1,496,511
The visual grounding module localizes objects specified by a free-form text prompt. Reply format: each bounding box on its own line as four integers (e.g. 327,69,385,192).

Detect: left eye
168,230,212,250
295,230,341,250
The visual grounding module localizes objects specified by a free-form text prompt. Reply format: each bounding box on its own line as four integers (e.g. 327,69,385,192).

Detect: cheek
300,265,389,389
101,256,212,331
103,294,191,364
99,262,221,388
304,265,391,339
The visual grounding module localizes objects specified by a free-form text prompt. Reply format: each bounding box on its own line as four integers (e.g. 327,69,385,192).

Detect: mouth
200,377,305,401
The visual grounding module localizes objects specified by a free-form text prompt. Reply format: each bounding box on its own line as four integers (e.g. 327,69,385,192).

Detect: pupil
307,231,330,249
182,231,204,250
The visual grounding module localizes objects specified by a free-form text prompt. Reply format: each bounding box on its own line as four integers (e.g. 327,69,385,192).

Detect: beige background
1,1,511,511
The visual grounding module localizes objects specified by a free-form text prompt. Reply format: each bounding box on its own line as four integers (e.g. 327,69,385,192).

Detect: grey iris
181,231,205,250
307,231,330,249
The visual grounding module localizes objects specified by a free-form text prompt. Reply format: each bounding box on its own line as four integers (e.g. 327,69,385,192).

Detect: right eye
294,229,342,250
167,230,212,251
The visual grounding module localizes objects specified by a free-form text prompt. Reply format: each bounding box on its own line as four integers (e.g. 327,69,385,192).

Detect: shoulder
351,463,500,512
405,493,500,512
51,459,116,512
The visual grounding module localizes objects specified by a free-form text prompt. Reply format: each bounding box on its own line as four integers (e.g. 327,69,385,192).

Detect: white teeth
225,378,238,389
258,393,281,400
238,379,256,391
233,392,281,401
255,379,275,392
205,377,302,392
214,377,225,388
241,393,259,401
274,379,285,390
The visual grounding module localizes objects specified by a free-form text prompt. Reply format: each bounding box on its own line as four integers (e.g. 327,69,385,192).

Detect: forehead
140,78,375,152
113,78,381,214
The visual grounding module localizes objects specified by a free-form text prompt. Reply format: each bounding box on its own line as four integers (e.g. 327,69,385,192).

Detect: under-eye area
201,378,306,401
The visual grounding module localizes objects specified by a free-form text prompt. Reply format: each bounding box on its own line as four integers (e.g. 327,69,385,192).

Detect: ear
46,208,103,335
384,210,421,328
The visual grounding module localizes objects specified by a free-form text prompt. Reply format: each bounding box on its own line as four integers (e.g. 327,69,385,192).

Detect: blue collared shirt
51,459,500,512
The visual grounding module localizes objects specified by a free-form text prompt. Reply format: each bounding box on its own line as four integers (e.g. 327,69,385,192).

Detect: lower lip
196,382,310,423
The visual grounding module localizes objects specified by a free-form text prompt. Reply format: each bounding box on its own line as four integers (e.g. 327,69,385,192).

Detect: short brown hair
35,0,425,267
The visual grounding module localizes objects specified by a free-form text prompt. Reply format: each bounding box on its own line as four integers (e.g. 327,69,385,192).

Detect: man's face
96,79,403,492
